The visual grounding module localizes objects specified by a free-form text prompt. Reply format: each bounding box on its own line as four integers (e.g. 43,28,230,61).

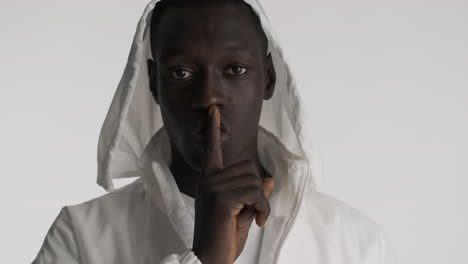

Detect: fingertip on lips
208,106,221,132
209,105,217,117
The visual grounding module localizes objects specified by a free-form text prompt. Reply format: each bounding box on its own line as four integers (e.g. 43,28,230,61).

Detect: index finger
202,105,224,175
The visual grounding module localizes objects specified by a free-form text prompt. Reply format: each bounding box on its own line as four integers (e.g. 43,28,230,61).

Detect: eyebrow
158,44,255,63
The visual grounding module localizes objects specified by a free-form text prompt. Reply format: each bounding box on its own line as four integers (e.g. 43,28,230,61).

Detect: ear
263,52,276,100
147,59,160,105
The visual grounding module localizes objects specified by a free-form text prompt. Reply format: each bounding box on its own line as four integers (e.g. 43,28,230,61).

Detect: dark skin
147,2,276,263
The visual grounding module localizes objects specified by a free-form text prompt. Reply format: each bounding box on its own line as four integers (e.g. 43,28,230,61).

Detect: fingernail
209,105,216,116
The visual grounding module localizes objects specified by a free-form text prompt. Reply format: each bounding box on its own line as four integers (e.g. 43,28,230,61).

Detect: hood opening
96,0,322,193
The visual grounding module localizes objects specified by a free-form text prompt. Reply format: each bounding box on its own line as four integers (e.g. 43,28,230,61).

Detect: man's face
148,2,275,171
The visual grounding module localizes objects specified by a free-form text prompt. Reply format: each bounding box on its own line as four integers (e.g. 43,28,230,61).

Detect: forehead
151,2,263,61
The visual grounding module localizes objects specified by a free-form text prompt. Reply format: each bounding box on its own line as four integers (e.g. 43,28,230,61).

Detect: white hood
96,0,322,196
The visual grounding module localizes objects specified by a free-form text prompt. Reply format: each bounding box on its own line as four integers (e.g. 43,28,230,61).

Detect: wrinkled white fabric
33,0,398,263
33,127,397,263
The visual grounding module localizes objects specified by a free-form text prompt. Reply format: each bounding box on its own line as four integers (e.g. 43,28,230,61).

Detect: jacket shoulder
33,206,81,263
286,190,398,263
302,190,385,241
65,178,147,226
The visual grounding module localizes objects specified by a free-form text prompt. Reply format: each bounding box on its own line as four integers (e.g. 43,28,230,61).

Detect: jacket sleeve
159,249,202,264
32,207,80,264
32,206,201,264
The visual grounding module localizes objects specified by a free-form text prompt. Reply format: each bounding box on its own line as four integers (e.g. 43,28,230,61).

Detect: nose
191,68,224,110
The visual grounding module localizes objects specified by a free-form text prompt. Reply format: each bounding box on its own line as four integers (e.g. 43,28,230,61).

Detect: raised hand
192,105,275,264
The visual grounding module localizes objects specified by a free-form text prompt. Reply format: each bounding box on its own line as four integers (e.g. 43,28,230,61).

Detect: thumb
237,177,275,229
262,177,275,200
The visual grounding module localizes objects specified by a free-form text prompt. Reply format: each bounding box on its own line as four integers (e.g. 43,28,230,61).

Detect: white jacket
33,0,398,263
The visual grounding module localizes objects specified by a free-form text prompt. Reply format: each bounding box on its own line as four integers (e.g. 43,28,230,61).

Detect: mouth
192,122,230,143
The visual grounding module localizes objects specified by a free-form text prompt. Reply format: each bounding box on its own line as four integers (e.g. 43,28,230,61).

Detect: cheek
159,87,192,123
229,85,264,131
234,80,264,113
158,92,190,145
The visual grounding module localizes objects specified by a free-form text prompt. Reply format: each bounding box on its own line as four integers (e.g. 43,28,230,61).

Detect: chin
178,135,240,172
183,144,205,172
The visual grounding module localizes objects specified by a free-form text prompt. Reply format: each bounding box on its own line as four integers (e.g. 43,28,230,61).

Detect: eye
170,68,193,80
225,65,248,76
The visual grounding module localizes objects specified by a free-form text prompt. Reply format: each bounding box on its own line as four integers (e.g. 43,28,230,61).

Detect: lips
195,123,227,135
192,121,230,143
193,120,228,135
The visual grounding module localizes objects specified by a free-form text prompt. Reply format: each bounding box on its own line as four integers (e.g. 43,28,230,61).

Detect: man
33,0,397,263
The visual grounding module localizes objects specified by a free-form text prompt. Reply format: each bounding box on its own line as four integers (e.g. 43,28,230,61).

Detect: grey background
1,0,467,263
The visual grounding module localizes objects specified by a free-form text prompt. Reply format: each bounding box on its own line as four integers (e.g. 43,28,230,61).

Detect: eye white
227,66,247,75
171,69,193,79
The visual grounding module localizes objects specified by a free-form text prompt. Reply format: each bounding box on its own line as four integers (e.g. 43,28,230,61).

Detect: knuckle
246,160,257,171
199,185,221,201
250,186,264,200
254,173,263,186
240,174,261,187
243,160,261,179
239,159,256,171
211,191,230,206
207,188,222,200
